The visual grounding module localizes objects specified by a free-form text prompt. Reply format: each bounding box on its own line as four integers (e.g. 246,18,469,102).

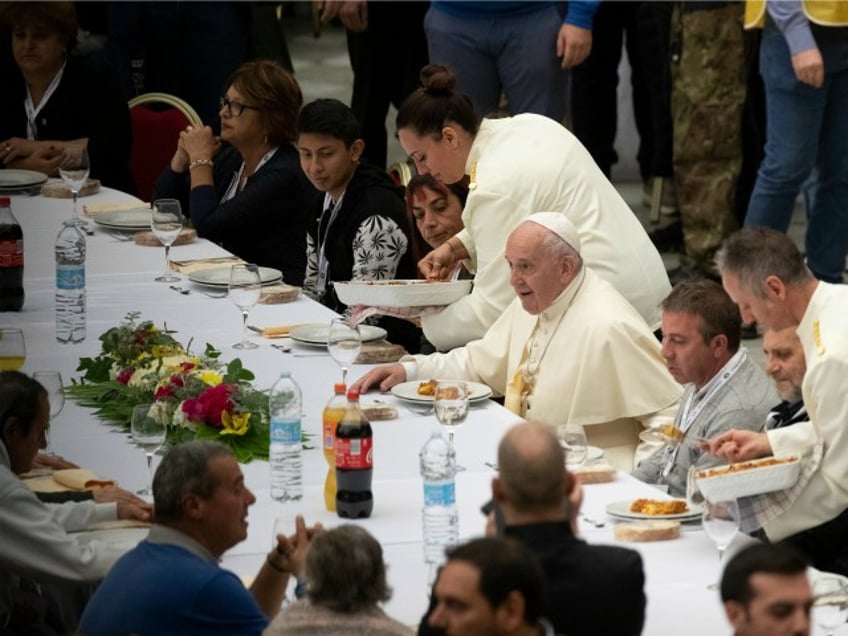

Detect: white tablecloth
4,188,816,635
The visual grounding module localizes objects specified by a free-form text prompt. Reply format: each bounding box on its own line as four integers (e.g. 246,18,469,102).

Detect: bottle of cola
335,388,373,518
0,197,24,312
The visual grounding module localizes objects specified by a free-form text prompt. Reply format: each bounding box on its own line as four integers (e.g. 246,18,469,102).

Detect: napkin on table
83,199,147,217
169,256,243,275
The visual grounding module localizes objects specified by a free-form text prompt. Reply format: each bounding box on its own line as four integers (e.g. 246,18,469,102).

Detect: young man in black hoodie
297,98,420,353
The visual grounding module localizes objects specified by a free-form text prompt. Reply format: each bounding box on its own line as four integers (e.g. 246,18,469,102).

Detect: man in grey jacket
633,279,777,495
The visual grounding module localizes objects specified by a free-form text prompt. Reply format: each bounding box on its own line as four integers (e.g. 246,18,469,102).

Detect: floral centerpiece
66,312,272,462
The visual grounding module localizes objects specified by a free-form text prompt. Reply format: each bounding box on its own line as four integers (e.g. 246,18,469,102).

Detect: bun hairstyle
396,64,480,139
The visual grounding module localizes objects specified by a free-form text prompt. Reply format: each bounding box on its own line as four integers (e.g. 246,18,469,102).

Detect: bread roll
613,521,680,543
258,285,301,305
574,464,617,484
360,403,398,421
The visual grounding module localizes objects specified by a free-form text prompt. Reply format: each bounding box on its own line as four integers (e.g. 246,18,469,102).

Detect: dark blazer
420,520,646,636
0,54,134,193
154,144,314,286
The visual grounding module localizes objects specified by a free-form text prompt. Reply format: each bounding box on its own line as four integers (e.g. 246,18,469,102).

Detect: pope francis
352,212,683,469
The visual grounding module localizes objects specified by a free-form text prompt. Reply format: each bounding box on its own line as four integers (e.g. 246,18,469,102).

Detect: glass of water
813,575,848,636
59,143,90,229
327,318,361,385
702,499,740,589
131,403,166,496
434,380,469,471
229,263,261,350
557,424,589,469
151,199,183,283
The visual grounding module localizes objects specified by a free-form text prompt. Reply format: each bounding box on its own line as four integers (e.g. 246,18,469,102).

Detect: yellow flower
220,411,251,436
196,369,223,387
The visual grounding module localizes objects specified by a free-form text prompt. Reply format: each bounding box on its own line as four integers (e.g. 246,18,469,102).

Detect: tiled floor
282,10,816,369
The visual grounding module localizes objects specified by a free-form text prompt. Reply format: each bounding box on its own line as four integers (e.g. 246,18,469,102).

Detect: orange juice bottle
322,383,347,511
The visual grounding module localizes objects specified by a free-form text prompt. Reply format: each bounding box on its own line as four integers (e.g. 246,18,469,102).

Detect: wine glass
434,381,469,472
131,403,166,496
327,318,361,385
151,199,183,283
58,143,90,229
557,424,589,470
33,371,64,455
0,328,25,370
702,499,740,590
229,263,261,350
812,575,848,636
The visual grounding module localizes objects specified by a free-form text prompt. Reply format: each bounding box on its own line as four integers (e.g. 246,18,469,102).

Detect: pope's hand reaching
350,364,407,394
707,429,772,463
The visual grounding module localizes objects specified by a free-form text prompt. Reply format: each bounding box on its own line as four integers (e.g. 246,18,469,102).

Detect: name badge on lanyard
316,194,344,296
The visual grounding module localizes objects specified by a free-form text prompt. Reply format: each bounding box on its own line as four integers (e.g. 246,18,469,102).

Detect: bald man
354,212,681,469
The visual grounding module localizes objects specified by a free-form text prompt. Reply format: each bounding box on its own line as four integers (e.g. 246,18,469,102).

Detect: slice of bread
574,463,617,484
258,284,301,305
360,403,398,421
613,520,681,543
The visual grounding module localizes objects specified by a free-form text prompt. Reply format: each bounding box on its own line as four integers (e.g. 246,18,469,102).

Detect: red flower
116,368,133,384
181,383,236,428
153,374,185,400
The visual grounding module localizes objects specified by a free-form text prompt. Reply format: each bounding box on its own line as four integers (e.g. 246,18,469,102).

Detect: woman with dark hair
155,60,315,286
0,1,134,191
393,64,671,351
405,173,468,264
263,524,411,635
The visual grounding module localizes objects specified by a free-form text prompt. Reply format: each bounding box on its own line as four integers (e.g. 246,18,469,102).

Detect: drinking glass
131,403,166,496
229,263,261,350
151,199,183,283
812,575,848,636
33,371,64,455
702,499,740,589
434,381,469,471
0,328,25,370
557,424,589,469
59,143,90,229
327,318,361,385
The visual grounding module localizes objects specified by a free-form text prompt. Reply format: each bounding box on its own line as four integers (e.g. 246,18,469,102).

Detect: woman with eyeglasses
0,1,133,192
154,60,315,286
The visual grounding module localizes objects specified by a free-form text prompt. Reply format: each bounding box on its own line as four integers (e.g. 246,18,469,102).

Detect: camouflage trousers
671,3,747,274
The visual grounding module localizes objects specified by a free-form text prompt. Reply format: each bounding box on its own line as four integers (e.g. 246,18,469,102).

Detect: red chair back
129,105,191,202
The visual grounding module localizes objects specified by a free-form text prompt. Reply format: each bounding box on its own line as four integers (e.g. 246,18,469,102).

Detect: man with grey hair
354,212,681,468
709,226,848,575
80,441,319,635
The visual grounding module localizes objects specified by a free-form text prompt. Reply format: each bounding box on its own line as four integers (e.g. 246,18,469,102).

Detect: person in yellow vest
352,212,682,470
743,0,848,284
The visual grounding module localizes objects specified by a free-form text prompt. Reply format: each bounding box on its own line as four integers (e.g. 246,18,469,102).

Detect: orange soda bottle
322,383,347,511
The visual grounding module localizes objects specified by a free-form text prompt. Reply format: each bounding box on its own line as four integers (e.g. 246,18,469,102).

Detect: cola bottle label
0,239,23,267
336,437,373,470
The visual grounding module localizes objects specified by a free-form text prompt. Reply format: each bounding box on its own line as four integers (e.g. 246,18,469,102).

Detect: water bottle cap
334,383,346,393
0,197,9,206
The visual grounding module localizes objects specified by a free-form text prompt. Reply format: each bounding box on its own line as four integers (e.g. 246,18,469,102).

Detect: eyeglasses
219,96,258,117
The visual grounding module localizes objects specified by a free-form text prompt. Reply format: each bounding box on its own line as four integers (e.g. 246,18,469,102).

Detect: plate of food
92,208,153,230
333,279,472,308
390,379,494,404
695,455,800,501
188,266,282,288
288,323,387,346
605,498,703,522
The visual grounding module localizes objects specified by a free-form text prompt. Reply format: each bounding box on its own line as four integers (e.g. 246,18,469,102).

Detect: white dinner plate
587,445,604,462
0,169,48,191
188,266,282,288
92,208,153,230
333,279,472,308
605,499,703,522
289,323,387,346
390,380,494,404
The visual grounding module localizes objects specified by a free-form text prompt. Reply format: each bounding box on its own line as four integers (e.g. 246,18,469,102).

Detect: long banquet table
3,186,808,635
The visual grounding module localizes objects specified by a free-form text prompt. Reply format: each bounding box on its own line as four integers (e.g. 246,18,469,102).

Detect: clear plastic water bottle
269,371,302,501
420,431,459,578
55,219,86,343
